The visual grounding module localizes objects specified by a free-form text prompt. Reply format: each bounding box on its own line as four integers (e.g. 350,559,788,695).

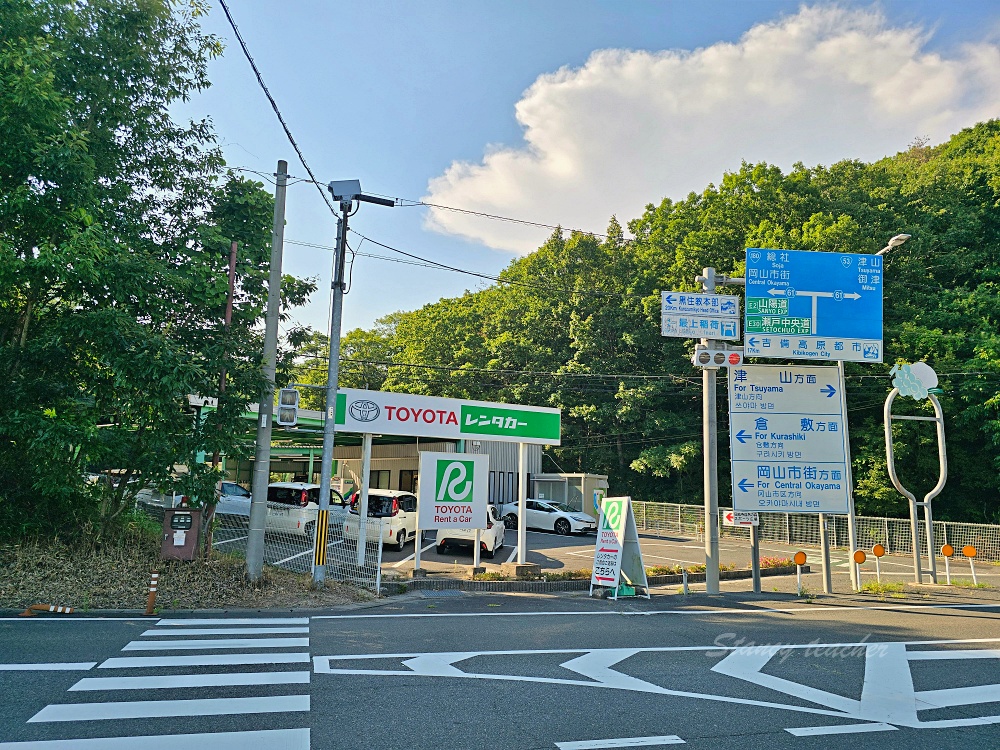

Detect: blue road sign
662,292,741,341
744,248,883,362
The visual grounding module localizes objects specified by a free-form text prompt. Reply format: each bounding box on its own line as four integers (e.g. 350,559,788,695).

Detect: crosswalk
1,617,311,749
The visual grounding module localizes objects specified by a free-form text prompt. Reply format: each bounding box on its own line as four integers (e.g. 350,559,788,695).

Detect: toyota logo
349,400,380,422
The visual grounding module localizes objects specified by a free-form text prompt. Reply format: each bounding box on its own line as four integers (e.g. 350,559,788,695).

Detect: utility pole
698,267,721,595
247,160,288,581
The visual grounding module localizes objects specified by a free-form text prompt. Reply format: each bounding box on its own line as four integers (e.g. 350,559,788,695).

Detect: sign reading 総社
331,389,560,445
590,496,649,599
417,452,489,530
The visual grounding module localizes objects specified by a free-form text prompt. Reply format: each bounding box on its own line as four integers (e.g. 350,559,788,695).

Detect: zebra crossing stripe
70,671,310,691
122,637,309,651
29,695,309,723
154,618,308,626
140,627,309,636
0,728,310,749
100,652,310,668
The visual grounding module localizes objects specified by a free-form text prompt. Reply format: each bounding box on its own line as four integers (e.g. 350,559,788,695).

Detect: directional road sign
744,248,883,362
729,364,850,514
722,510,759,527
662,292,740,340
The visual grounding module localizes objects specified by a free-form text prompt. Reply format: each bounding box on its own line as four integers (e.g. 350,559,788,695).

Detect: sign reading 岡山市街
417,452,489,530
329,388,561,445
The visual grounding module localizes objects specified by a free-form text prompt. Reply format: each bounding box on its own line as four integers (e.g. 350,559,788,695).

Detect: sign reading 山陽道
729,364,850,515
744,248,883,363
331,388,560,445
417,452,489,530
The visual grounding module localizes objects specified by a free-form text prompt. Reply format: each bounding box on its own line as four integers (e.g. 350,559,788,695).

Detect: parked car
261,482,346,539
341,489,418,551
500,499,597,535
436,505,506,559
214,481,253,515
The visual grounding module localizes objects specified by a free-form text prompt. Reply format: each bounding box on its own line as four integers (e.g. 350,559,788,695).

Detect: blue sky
177,1,1000,335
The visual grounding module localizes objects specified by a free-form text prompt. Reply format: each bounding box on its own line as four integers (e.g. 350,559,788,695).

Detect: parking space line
273,548,313,566
504,546,519,564
392,542,436,568
211,535,247,547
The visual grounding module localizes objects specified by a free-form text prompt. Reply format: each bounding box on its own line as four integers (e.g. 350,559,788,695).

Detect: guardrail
631,501,1000,563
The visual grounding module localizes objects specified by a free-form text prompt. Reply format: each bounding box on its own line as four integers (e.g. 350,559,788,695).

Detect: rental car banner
590,496,649,599
332,388,560,445
417,452,490,529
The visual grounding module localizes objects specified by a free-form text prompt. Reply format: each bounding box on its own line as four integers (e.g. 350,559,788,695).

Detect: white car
252,482,347,539
436,505,506,559
214,482,253,515
341,489,419,552
500,499,597,535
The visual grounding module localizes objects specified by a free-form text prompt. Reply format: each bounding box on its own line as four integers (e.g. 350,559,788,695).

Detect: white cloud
423,5,1000,255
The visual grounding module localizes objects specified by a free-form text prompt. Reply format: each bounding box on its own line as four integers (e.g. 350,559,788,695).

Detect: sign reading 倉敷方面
744,248,883,362
729,364,850,514
417,452,489,529
330,388,560,445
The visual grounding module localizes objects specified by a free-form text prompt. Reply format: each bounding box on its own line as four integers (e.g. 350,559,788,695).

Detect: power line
217,1,338,218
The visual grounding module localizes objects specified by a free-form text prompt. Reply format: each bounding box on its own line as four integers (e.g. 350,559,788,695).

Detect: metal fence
631,501,1000,563
139,497,385,593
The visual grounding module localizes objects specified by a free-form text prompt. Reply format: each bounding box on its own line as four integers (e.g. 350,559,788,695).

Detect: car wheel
555,518,571,536
504,514,518,530
437,541,448,554
396,531,407,552
304,521,316,540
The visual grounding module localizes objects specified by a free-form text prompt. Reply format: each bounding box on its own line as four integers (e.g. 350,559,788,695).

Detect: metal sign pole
356,433,373,568
838,360,859,592
819,513,833,593
517,442,528,564
699,268,721,596
750,524,761,594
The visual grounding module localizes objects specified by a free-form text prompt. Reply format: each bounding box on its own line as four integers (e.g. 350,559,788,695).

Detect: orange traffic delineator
872,545,885,582
872,544,886,558
853,550,867,590
145,570,160,616
793,551,806,596
941,544,954,585
19,604,75,617
793,551,807,566
963,546,978,585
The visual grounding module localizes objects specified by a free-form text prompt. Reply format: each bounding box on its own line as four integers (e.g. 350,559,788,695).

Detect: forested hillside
299,124,1000,523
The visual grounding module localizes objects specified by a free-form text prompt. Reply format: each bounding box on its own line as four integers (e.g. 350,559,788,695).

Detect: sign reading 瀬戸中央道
330,388,560,445
417,452,489,530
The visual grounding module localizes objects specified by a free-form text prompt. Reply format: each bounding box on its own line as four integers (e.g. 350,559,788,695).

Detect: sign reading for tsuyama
331,388,560,445
417,452,489,529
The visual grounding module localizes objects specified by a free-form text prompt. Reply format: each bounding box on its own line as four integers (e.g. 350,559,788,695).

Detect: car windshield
351,495,394,517
548,502,575,512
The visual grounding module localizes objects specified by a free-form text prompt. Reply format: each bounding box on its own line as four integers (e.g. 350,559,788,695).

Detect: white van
436,505,506,559
264,482,346,539
341,489,418,551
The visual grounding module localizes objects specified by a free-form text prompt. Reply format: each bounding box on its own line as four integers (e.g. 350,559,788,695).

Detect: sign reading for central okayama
417,452,489,529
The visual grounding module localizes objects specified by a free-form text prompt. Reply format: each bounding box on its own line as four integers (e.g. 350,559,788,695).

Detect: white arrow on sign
766,288,862,334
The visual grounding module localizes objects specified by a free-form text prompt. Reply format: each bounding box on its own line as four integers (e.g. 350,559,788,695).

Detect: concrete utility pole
247,160,288,581
698,267,721,595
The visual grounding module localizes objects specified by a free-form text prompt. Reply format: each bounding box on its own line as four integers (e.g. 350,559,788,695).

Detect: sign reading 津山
744,248,883,362
661,292,740,341
590,496,649,599
729,364,850,514
417,452,489,529
331,388,560,445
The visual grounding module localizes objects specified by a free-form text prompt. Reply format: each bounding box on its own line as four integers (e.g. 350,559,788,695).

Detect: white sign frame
417,452,489,530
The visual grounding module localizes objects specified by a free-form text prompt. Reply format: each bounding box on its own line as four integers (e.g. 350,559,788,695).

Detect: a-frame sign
589,496,649,599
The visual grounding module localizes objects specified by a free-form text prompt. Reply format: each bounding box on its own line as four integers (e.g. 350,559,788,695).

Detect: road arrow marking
735,430,751,444
737,479,754,493
821,385,837,398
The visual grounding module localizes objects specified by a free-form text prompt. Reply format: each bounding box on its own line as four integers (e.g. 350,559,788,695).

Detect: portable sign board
723,510,759,527
661,292,740,341
744,248,883,362
590,496,650,599
729,364,850,514
417,452,489,529
332,388,560,445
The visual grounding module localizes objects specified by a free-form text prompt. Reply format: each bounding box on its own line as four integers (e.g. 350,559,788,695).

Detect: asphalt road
3,593,1000,749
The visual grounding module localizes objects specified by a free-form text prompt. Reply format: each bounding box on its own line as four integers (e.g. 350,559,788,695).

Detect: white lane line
907,649,1000,660
785,723,897,736
29,694,309,723
392,542,436,568
556,736,685,748
141,627,309,636
123,637,309,651
504,546,519,564
70,671,310,691
273,548,313,565
0,728,310,750
0,663,96,671
100,653,310,669
211,534,248,547
156,618,308,626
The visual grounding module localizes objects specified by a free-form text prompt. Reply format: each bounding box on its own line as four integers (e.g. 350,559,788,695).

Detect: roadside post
872,543,886,583
723,509,760,593
942,544,954,584
819,513,833,594
793,550,806,596
853,550,867,589
964,545,978,585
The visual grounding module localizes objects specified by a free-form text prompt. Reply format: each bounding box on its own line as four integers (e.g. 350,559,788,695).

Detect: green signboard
458,405,561,442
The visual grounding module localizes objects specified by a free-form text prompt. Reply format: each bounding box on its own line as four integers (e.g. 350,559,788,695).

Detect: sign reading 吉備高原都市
417,452,489,529
729,364,850,514
661,292,741,341
331,388,560,445
744,248,883,362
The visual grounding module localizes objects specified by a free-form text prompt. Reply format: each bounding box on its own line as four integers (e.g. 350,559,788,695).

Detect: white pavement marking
916,684,1000,708
0,663,96,671
156,618,309,625
504,545,519,564
70,671,310,691
0,728,310,750
392,542,435,568
100,653,310,669
141,627,309,636
122,637,309,651
785,723,897,736
859,642,916,725
272,548,314,565
29,695,309,723
556,736,685,748
211,534,248,547
907,649,1000,660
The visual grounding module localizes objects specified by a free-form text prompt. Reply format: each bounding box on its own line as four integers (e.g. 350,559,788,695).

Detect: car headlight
570,515,594,523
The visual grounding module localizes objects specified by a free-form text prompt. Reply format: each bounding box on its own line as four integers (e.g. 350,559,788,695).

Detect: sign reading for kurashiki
332,388,560,445
744,248,883,362
417,452,489,529
729,364,850,514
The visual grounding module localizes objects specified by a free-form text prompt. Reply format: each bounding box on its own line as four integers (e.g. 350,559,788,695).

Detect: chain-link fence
139,498,385,593
631,501,1000,563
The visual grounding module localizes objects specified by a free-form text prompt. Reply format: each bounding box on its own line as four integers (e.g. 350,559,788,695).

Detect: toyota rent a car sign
417,452,489,529
332,388,561,445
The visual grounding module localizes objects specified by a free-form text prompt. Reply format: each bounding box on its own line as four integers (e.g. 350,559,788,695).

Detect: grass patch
952,579,992,589
472,571,512,581
859,580,907,599
544,569,591,581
